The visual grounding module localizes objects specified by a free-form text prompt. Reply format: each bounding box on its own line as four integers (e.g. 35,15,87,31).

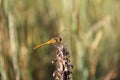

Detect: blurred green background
0,0,120,80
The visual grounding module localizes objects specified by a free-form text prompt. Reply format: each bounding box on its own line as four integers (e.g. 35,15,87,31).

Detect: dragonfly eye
59,37,62,42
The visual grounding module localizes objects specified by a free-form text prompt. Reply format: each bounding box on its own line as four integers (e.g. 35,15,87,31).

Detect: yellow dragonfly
33,37,62,49
33,29,65,49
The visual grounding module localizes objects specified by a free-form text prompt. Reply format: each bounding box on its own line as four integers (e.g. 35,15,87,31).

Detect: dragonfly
33,37,62,49
33,29,65,49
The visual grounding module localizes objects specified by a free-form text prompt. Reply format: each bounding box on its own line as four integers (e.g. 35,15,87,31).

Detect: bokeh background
0,0,120,80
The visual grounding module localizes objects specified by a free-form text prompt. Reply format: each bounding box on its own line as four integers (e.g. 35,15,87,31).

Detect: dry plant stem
52,43,73,80
8,13,20,80
0,29,7,80
0,5,8,80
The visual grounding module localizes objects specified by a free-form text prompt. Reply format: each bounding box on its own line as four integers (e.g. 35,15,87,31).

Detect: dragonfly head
59,37,62,42
53,37,62,43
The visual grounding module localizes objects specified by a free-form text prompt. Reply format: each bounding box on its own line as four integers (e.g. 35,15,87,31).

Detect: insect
33,37,62,49
33,29,65,49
